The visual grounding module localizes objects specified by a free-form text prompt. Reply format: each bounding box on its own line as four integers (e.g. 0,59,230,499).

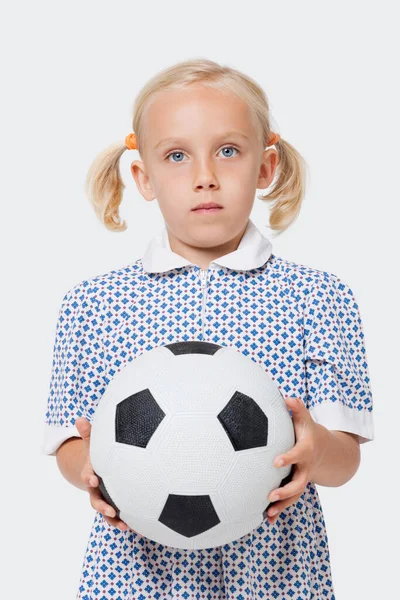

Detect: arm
56,437,87,491
310,424,361,487
55,420,129,531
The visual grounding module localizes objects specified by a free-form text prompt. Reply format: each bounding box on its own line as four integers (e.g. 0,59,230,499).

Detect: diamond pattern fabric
42,219,374,599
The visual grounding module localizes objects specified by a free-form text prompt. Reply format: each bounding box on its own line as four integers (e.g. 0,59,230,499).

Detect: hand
266,397,324,525
75,417,130,532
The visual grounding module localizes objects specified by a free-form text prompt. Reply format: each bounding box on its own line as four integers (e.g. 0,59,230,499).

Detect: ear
256,148,279,190
130,160,156,202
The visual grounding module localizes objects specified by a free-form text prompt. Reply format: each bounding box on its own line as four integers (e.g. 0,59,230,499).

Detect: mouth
192,207,223,214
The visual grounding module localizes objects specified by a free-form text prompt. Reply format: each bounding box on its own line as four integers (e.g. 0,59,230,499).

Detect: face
130,84,278,269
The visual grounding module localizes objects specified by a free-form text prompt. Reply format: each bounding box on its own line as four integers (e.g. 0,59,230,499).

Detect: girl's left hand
266,396,325,524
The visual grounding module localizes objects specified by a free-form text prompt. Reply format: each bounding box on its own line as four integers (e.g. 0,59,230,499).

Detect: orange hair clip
125,133,138,150
267,132,281,146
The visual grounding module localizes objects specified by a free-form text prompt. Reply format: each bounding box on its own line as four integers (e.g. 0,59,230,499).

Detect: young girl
42,58,374,599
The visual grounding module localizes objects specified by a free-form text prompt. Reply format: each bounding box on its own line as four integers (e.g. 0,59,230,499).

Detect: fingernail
90,477,97,486
269,508,278,516
276,458,284,467
106,508,115,517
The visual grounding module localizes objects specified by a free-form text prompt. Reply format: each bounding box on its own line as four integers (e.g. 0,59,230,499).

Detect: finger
88,474,98,487
92,498,129,531
285,396,306,412
86,475,131,532
269,466,309,503
103,514,129,532
267,490,304,521
285,397,314,431
273,449,298,468
89,486,119,518
81,460,97,487
82,468,98,489
75,417,92,445
274,437,313,469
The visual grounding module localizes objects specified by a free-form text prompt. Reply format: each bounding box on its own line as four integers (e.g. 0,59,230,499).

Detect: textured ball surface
90,341,295,549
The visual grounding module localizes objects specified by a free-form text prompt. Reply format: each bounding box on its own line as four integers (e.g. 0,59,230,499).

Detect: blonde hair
85,58,309,234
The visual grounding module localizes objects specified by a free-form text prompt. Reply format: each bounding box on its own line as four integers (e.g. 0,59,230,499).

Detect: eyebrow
154,131,250,150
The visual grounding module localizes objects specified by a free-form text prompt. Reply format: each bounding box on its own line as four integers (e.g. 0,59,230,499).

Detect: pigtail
258,137,309,234
84,142,129,232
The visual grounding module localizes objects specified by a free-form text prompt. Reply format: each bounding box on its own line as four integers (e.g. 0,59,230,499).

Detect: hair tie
267,132,281,147
125,133,138,150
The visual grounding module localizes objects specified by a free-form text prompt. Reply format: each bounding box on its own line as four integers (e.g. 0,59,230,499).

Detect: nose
193,159,219,191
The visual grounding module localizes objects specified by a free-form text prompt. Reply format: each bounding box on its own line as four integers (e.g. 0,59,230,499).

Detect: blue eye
167,151,186,163
220,146,238,158
165,146,239,162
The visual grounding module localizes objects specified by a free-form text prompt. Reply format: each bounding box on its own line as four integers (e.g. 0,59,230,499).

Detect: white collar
141,218,273,273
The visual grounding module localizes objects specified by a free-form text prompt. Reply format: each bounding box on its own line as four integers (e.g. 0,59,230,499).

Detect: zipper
199,268,209,340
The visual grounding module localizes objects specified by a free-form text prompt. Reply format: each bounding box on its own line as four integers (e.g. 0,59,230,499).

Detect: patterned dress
42,218,375,599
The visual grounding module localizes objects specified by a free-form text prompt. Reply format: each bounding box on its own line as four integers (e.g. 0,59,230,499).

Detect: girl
42,58,374,599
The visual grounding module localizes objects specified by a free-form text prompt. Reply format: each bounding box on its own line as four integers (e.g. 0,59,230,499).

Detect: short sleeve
303,273,375,444
41,285,108,456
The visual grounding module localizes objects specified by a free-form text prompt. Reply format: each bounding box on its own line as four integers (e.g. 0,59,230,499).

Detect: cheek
223,168,258,203
156,168,189,194
223,158,258,186
155,194,189,228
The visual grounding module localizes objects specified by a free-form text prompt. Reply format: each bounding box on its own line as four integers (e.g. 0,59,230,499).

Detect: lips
192,206,223,214
192,202,223,211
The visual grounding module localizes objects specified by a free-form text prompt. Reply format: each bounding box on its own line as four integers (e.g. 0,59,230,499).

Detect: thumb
284,396,305,416
75,417,92,447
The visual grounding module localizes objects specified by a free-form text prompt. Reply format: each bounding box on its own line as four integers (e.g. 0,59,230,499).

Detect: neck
167,224,248,270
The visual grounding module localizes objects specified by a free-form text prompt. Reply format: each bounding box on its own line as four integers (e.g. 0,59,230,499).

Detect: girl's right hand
75,417,130,532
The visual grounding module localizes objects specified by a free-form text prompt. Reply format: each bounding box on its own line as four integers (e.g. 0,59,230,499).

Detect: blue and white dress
42,218,374,599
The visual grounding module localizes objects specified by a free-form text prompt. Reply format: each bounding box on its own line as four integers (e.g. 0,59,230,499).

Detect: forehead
142,84,257,142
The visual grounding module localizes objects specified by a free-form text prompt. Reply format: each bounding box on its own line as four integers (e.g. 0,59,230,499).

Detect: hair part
84,57,309,234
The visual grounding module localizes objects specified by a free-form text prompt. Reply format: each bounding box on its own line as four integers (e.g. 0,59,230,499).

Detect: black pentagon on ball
159,494,221,537
165,340,221,355
116,388,166,448
218,390,269,450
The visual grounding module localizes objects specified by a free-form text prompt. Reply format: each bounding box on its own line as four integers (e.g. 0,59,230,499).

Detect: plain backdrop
1,1,398,598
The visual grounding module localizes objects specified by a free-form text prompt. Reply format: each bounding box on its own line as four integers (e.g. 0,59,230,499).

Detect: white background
1,1,398,598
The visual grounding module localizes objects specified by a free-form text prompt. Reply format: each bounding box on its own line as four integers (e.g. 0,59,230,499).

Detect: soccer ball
90,341,295,549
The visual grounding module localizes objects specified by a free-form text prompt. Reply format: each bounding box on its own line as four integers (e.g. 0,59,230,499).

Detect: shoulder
59,258,143,315
267,254,352,307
